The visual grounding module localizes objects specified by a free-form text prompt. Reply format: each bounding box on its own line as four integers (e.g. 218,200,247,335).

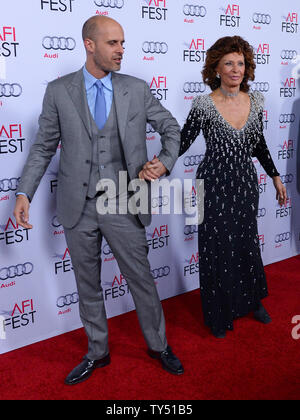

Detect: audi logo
0,177,20,193
0,83,22,98
102,243,112,256
94,0,124,8
42,36,76,51
279,114,295,124
152,196,169,208
184,155,204,167
280,174,294,184
56,293,79,308
183,82,206,94
146,125,156,134
184,224,198,235
252,13,272,24
183,4,207,17
251,82,270,92
275,232,291,243
257,208,267,218
51,216,61,228
281,50,297,60
142,41,168,54
0,263,34,281
151,266,170,279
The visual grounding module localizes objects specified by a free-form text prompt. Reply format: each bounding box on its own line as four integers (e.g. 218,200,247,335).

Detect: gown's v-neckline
208,93,253,132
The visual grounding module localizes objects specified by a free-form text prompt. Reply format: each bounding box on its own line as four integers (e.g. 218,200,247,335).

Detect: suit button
86,160,90,164
83,183,88,187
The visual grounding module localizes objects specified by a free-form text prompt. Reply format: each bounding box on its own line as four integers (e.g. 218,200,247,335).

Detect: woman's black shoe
254,303,272,324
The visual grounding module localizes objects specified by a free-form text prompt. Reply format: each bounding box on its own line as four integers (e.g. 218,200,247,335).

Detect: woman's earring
216,73,220,79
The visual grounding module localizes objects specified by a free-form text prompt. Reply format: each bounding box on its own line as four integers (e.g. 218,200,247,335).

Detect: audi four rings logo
142,42,168,54
0,263,34,281
151,266,170,279
146,126,156,134
251,82,270,92
279,114,296,123
94,0,124,8
253,13,272,24
102,243,112,256
281,50,297,60
184,225,198,235
257,208,267,218
42,36,76,51
51,216,61,228
0,83,22,98
152,196,169,208
56,293,79,308
183,5,207,17
0,178,20,192
275,232,291,243
281,174,293,183
183,82,206,93
184,155,204,166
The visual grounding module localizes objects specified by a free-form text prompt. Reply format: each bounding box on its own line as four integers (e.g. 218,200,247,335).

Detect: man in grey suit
14,16,183,385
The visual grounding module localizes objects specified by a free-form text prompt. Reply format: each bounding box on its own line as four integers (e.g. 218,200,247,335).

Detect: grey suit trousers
64,197,168,360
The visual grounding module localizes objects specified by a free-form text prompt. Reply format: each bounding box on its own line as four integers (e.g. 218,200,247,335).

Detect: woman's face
216,52,245,89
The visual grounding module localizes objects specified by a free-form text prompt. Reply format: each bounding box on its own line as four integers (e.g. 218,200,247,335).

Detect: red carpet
0,256,299,400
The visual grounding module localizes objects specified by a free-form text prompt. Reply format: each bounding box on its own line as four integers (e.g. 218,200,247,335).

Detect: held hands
273,176,287,207
13,195,33,229
139,157,167,181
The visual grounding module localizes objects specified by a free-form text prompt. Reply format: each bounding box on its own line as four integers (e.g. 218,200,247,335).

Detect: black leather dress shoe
254,303,272,324
148,346,184,375
212,329,226,339
65,354,111,385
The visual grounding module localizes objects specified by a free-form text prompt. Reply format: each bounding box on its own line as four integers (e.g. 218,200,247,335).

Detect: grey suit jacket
17,69,181,228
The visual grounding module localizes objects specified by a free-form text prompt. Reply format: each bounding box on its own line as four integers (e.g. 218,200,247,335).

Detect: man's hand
139,157,167,181
13,195,33,229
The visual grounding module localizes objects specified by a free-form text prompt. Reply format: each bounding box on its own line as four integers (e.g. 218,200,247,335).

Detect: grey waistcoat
87,98,128,199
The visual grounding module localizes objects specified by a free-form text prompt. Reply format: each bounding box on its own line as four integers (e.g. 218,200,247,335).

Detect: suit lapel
112,72,130,145
64,68,92,139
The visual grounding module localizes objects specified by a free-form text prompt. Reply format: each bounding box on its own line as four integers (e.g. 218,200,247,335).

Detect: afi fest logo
149,76,168,101
254,43,270,65
147,224,170,250
292,316,300,340
0,217,30,246
142,0,168,21
0,123,25,155
220,4,241,27
40,0,75,12
104,274,130,301
1,299,37,336
280,78,296,98
278,140,294,160
0,26,19,58
183,39,206,63
282,12,298,33
54,248,73,275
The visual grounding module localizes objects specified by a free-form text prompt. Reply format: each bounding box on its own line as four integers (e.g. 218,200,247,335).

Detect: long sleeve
143,82,181,174
179,97,204,157
251,92,280,178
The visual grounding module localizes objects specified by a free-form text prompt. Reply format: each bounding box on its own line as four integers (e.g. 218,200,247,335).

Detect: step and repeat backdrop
1,0,300,353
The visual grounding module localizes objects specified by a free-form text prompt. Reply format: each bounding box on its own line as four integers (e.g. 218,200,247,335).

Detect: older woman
180,36,287,338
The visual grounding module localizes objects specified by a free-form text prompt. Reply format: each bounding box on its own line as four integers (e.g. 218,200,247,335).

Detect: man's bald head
82,16,122,42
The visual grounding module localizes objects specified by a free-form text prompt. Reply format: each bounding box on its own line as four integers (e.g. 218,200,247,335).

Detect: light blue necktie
94,80,107,130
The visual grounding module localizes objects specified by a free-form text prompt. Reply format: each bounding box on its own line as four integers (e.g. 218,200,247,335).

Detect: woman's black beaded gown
180,91,279,333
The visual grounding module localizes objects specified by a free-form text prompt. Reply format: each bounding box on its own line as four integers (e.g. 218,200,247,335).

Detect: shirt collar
83,65,113,92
